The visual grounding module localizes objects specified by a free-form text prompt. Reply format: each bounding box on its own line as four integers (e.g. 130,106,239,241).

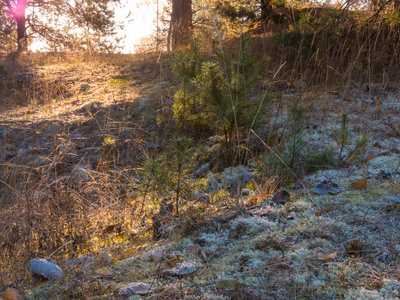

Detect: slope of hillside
1,52,400,299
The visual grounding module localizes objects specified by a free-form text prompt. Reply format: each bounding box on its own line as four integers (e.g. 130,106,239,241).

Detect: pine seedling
167,136,194,215
339,112,349,161
286,99,307,170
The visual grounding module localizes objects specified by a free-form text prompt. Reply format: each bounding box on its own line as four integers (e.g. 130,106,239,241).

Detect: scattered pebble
120,282,154,296
272,190,291,205
313,180,343,195
151,250,163,262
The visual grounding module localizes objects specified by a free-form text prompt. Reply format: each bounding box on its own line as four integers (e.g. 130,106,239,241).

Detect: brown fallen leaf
351,178,367,189
391,148,400,154
365,154,376,162
316,205,333,216
247,197,258,207
316,252,337,261
373,142,383,148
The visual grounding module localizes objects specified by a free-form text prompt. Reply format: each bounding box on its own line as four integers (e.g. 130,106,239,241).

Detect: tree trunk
260,0,272,20
16,0,28,52
170,0,192,51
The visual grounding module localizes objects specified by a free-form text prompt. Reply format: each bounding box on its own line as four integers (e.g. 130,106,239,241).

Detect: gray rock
240,170,255,183
195,163,210,177
272,190,291,204
129,82,138,87
30,258,63,280
314,180,343,195
120,282,154,296
150,250,163,262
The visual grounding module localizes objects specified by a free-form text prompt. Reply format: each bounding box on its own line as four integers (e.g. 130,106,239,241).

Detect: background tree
169,0,192,51
0,0,122,53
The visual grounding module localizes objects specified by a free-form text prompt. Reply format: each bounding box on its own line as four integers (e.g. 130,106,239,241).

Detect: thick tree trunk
170,0,192,51
16,0,28,52
260,0,272,20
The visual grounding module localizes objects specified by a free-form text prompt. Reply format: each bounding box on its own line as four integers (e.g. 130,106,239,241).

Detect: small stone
120,282,154,296
30,258,63,280
79,83,90,92
129,82,138,86
3,288,23,300
287,212,297,219
187,244,202,253
272,190,291,205
195,163,210,177
215,278,238,289
314,180,343,195
151,250,163,262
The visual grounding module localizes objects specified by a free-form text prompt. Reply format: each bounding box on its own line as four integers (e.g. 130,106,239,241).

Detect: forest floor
1,52,400,299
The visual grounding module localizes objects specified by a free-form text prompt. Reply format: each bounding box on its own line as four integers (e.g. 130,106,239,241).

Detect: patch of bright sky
31,0,168,53
118,0,165,53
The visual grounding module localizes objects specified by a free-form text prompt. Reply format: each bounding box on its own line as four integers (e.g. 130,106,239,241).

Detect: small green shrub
172,35,269,165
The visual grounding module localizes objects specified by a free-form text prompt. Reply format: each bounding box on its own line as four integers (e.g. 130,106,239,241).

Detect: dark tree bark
170,0,192,51
260,0,272,20
16,0,28,52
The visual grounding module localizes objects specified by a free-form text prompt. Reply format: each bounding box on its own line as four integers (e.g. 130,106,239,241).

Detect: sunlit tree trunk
170,0,192,51
16,0,28,52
